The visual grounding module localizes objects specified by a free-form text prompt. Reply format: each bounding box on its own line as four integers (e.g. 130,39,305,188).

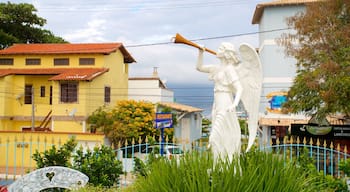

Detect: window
0,58,13,65
40,86,45,97
104,86,111,103
60,82,78,103
54,58,69,66
26,58,41,65
24,85,32,104
79,58,95,65
49,86,52,105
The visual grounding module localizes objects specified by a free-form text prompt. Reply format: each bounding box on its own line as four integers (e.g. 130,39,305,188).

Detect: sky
7,0,264,85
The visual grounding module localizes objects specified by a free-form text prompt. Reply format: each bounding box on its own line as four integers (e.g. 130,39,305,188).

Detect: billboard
155,113,173,129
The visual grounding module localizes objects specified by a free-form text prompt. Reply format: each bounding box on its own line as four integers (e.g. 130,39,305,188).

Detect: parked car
138,144,184,160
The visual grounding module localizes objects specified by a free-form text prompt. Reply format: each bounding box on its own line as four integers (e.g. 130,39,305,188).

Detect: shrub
132,150,320,192
73,145,123,187
32,138,77,168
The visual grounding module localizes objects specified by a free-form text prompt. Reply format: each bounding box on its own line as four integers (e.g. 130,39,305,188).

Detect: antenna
69,108,77,117
16,93,23,100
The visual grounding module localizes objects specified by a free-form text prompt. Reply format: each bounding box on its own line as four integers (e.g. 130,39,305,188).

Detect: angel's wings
237,43,263,152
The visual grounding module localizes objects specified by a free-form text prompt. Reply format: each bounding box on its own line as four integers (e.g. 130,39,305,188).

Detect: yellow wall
0,54,105,69
0,50,131,133
0,131,105,177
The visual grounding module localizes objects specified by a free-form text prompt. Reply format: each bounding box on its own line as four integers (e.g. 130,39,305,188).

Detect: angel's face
216,46,225,59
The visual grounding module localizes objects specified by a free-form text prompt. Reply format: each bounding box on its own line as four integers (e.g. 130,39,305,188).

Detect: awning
0,68,109,81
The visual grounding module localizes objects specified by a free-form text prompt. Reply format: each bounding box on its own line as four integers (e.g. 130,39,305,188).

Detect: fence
1,134,350,187
0,132,105,183
261,136,350,177
115,136,350,177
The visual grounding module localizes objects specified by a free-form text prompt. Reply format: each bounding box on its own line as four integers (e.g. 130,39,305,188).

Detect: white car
139,144,184,160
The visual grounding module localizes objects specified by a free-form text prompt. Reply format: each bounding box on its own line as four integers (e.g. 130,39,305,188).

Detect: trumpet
172,33,217,55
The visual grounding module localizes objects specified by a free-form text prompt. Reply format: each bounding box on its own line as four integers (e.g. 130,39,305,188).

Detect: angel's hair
219,42,240,65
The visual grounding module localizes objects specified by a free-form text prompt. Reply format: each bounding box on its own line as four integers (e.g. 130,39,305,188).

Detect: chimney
152,67,159,77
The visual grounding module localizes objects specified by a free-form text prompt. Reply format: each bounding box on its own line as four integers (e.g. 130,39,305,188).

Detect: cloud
63,18,107,42
10,0,261,85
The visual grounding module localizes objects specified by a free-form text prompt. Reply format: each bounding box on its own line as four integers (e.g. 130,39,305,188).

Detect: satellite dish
16,93,23,100
69,108,77,117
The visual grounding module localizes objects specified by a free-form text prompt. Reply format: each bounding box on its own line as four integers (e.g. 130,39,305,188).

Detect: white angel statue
196,42,262,162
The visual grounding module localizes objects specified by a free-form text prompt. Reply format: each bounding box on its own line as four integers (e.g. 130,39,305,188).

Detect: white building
128,68,174,103
128,68,203,148
252,0,316,145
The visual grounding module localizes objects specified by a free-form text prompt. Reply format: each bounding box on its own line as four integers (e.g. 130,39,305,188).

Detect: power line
125,28,290,48
37,1,254,12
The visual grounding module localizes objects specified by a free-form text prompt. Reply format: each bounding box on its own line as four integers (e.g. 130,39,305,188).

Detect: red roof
0,68,109,81
0,43,136,63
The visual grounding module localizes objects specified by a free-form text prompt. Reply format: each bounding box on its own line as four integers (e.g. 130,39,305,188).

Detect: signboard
266,91,287,114
155,113,173,129
291,124,350,139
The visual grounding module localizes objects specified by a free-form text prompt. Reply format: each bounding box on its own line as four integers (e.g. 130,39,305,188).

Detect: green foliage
32,138,77,168
132,150,320,192
339,158,350,175
87,100,156,147
32,139,124,188
87,106,114,134
295,148,347,191
239,119,247,135
71,185,119,192
0,2,66,49
202,118,211,135
279,0,350,119
133,157,148,177
72,145,123,187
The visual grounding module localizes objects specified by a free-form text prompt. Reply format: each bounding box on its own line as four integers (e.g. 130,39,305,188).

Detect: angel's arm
196,48,212,73
233,80,242,107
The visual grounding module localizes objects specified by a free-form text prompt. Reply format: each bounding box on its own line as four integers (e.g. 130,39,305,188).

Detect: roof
0,68,109,81
159,102,203,113
0,43,136,63
252,0,320,24
129,77,168,89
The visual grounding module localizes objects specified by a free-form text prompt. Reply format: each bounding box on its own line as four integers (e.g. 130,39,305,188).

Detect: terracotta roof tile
252,0,320,24
159,102,203,113
0,68,109,81
0,43,136,63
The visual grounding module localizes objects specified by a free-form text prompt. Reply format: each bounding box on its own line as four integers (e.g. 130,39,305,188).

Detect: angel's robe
208,64,241,162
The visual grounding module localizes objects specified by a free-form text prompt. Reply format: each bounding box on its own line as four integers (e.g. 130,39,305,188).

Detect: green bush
132,150,320,192
72,145,123,187
32,138,123,188
32,138,77,168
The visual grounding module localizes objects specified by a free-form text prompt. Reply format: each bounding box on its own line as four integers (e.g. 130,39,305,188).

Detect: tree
0,2,66,49
202,118,211,137
279,0,350,120
87,100,156,147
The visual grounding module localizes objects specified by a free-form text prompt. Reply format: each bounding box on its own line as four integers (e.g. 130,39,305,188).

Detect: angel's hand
227,104,236,112
198,45,205,53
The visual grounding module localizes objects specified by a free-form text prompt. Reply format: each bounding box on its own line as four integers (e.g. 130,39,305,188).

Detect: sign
266,91,287,114
155,113,173,129
291,124,350,139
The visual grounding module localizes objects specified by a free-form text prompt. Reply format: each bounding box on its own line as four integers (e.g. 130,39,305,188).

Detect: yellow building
0,43,135,133
0,43,135,176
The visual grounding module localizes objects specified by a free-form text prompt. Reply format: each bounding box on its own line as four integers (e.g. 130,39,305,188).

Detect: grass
130,150,319,192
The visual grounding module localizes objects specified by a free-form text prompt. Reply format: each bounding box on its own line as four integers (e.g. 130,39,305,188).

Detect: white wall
128,79,174,103
258,5,306,114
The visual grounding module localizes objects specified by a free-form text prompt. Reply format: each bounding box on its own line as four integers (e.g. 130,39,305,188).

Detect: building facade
128,68,174,103
0,43,135,133
129,69,203,147
252,0,317,145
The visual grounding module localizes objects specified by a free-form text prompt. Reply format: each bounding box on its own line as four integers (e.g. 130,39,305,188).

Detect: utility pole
31,87,35,131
